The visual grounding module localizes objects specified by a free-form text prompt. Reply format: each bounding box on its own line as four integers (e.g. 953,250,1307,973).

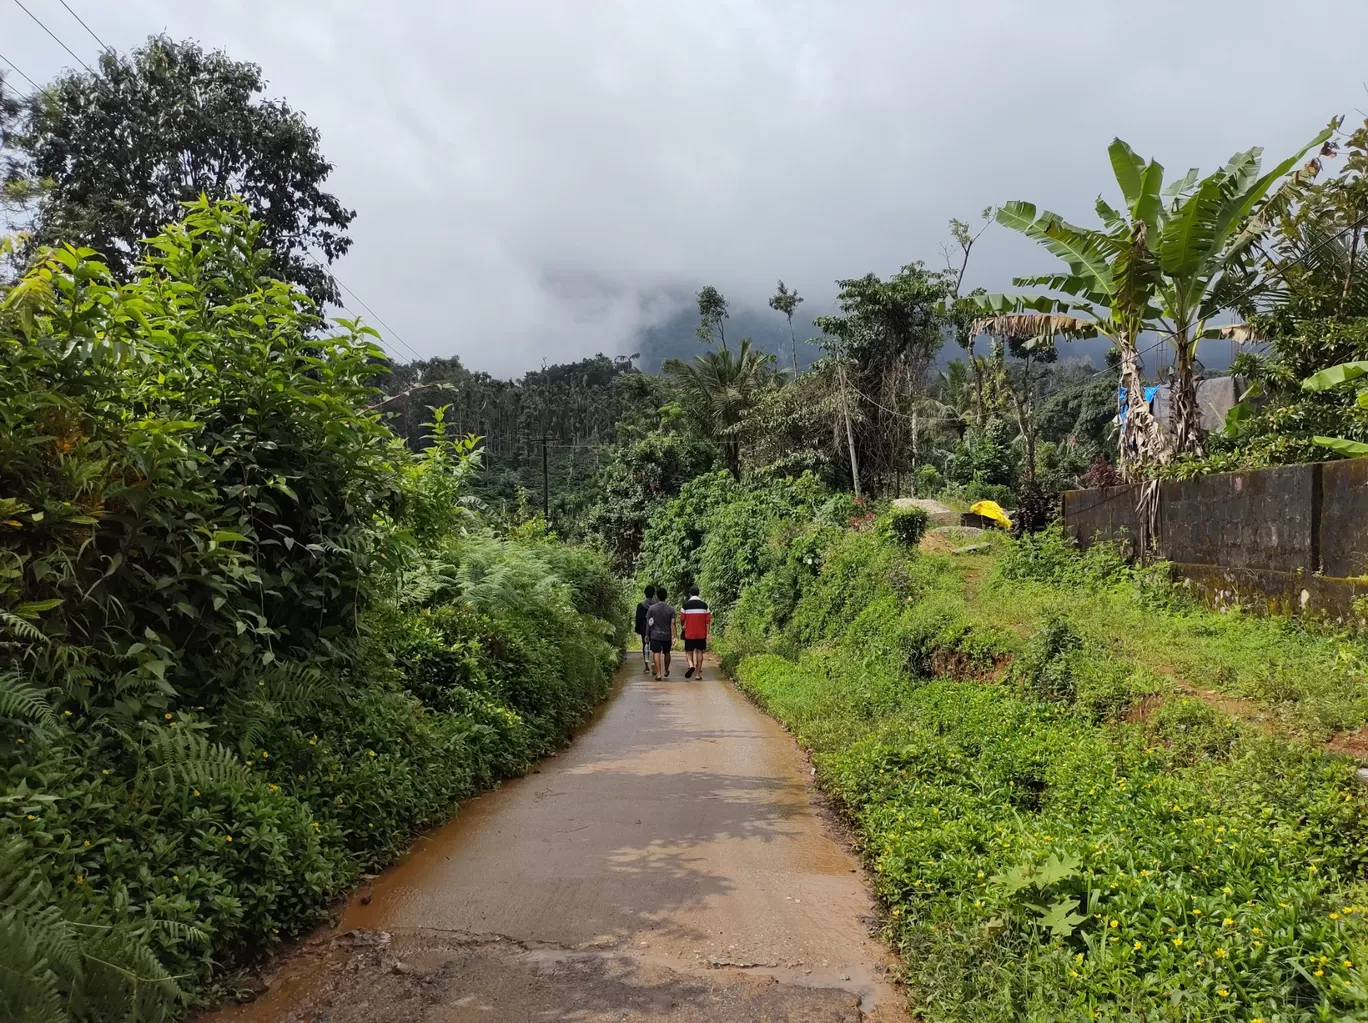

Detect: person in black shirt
634,585,656,673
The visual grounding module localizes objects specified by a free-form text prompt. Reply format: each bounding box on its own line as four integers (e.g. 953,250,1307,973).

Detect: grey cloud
4,0,1367,373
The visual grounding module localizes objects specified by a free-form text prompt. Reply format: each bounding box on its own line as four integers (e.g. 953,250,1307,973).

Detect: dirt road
204,655,907,1022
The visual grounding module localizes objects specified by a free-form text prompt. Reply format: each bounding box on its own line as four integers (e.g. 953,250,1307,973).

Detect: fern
0,838,183,1023
143,728,250,789
0,610,45,644
0,673,55,727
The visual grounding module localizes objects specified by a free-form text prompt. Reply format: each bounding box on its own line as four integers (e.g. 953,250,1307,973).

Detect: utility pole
541,433,550,522
838,362,862,500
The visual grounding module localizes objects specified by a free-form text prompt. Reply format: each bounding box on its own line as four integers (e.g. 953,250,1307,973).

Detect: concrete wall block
1160,464,1315,574
1321,458,1368,579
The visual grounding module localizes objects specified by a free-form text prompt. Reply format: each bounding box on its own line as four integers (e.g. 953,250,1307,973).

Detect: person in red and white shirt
679,585,711,681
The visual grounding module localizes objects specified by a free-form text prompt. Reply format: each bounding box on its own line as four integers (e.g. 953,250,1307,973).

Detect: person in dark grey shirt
646,588,677,681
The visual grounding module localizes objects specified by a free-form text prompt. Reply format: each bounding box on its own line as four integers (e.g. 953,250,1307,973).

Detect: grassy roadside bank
677,495,1368,1021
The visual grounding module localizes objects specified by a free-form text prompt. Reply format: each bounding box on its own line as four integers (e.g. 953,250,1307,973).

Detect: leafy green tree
975,131,1330,472
15,36,354,306
1,197,395,708
584,428,717,573
768,279,804,372
695,284,730,350
814,262,952,491
664,338,776,480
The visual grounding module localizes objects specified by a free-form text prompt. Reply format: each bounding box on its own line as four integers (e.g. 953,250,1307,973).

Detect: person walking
680,585,711,680
634,585,656,673
647,587,676,681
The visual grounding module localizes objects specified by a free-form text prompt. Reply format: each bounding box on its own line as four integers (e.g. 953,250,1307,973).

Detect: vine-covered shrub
0,202,625,1021
637,471,828,621
884,505,929,548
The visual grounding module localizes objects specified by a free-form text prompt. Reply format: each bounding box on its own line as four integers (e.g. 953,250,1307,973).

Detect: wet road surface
202,655,907,1022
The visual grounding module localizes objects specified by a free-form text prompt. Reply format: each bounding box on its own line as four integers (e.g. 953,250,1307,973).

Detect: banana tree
1302,360,1368,456
975,130,1331,475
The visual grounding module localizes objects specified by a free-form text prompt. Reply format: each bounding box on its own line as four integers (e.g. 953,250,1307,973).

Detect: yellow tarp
969,500,1012,530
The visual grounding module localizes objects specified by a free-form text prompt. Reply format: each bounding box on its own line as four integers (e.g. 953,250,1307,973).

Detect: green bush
914,464,943,496
884,506,930,548
0,203,625,1020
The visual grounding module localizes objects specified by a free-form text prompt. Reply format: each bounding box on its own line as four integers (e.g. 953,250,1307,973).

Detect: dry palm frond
970,312,1098,340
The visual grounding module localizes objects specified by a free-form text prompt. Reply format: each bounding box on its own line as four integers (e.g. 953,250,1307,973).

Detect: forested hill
631,301,827,372
376,353,663,524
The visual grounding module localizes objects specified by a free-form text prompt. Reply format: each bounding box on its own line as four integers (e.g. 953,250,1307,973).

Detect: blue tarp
1117,385,1159,421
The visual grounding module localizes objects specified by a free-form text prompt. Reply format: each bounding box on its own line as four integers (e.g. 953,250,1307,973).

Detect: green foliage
638,472,828,623
583,428,718,574
711,510,1368,1021
15,36,353,307
695,285,730,349
978,127,1333,466
663,338,778,480
943,427,1017,491
0,203,623,1020
376,352,650,529
884,506,929,548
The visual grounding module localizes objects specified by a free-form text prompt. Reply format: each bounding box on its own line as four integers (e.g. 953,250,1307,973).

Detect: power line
54,0,110,53
9,0,98,76
302,251,423,363
0,49,40,92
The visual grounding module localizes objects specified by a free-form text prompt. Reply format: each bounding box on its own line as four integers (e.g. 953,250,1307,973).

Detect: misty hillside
630,302,830,373
627,305,1239,377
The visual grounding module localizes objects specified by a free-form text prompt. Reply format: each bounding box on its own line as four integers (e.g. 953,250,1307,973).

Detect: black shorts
649,638,670,654
683,638,707,652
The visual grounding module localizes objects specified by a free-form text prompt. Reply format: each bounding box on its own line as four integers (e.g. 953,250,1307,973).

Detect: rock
707,956,779,969
234,973,270,1002
391,961,413,975
341,928,391,948
359,887,373,905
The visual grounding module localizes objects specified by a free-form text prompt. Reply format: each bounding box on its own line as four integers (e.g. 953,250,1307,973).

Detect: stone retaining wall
1061,458,1368,617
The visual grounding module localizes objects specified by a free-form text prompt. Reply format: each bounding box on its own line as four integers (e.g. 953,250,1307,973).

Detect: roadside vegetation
633,481,1368,1021
0,202,626,1021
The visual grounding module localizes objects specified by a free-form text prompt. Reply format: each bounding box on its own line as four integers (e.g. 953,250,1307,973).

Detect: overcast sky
4,0,1367,374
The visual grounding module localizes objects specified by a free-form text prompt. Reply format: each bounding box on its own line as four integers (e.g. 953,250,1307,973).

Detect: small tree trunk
788,317,799,374
968,340,985,427
1171,334,1204,458
839,364,862,499
1117,341,1170,480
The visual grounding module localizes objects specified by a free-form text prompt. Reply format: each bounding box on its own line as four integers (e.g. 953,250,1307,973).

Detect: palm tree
974,131,1331,474
664,338,777,480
